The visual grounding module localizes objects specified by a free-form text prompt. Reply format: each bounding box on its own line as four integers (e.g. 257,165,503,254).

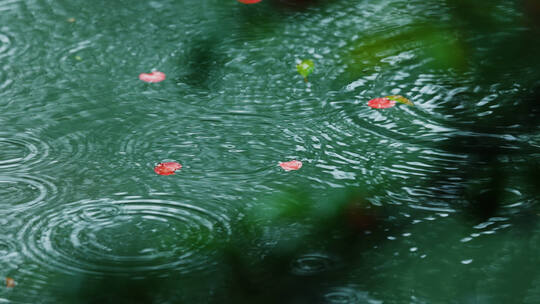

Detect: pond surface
1,0,540,303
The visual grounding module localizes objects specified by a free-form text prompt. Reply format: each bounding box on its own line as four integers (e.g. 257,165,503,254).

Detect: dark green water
1,0,540,303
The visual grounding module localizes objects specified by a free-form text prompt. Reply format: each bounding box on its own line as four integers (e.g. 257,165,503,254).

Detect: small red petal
279,160,302,171
154,162,182,175
238,0,262,3
139,71,166,83
6,277,15,288
368,97,396,109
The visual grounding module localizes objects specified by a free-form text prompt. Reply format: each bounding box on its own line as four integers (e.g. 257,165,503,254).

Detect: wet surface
1,0,540,303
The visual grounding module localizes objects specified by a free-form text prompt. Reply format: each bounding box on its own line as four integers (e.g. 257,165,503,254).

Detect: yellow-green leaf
385,95,414,106
296,59,314,79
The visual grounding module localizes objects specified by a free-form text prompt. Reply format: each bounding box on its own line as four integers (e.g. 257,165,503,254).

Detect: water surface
1,0,540,303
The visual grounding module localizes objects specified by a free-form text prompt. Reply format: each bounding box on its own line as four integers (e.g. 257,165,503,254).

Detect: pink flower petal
238,0,262,3
154,162,182,175
279,160,302,171
139,71,166,83
368,97,396,109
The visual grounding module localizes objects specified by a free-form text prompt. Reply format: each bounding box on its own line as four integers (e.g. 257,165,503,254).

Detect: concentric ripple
324,286,381,304
0,133,49,170
0,237,22,271
0,65,13,93
0,29,11,57
0,175,57,213
118,113,286,184
290,253,337,276
20,198,231,276
0,238,16,258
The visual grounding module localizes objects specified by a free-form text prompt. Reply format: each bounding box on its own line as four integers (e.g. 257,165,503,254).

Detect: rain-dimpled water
1,0,540,303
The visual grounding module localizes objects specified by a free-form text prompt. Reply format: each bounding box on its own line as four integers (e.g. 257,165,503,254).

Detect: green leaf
296,59,314,79
385,95,414,106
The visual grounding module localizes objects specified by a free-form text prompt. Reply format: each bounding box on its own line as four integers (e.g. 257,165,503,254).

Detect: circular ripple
0,30,11,56
117,113,286,183
20,198,231,276
0,133,49,170
0,238,21,269
44,130,97,172
324,286,377,304
0,238,15,256
290,253,337,276
324,288,360,304
0,175,56,213
0,68,13,93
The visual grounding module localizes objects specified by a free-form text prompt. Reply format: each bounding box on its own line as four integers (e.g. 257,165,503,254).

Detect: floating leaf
6,277,15,288
296,59,314,81
367,97,396,109
386,95,414,106
139,71,166,83
279,160,302,171
67,17,76,23
237,0,262,3
74,55,82,61
154,162,182,175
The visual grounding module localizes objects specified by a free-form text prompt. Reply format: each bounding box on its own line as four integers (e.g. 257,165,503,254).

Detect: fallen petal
368,97,396,109
139,71,166,83
237,0,262,3
154,162,182,175
6,277,15,288
279,160,303,171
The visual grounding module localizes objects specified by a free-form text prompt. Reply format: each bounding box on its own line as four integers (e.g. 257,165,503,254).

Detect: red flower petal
154,162,182,175
367,97,396,109
139,71,166,83
279,160,302,171
238,0,262,3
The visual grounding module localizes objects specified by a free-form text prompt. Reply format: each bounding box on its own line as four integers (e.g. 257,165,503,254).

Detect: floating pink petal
238,0,262,3
368,97,396,109
139,71,166,83
279,160,302,171
154,162,182,175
